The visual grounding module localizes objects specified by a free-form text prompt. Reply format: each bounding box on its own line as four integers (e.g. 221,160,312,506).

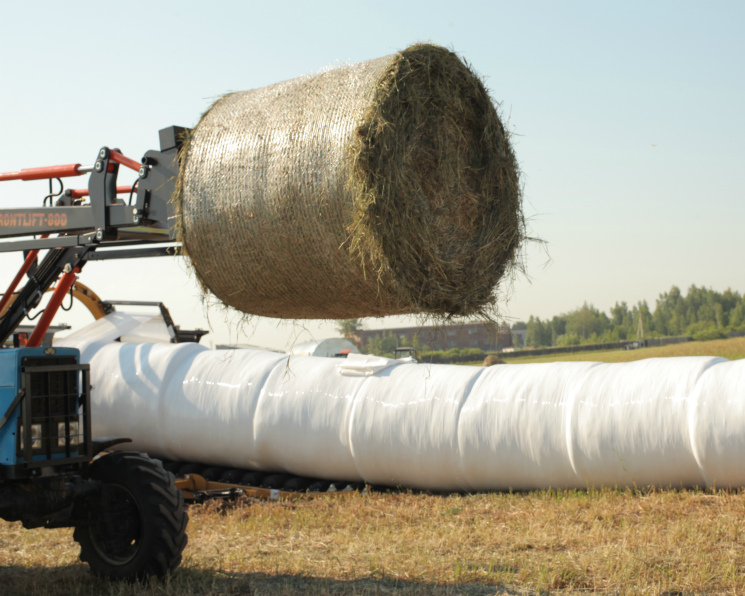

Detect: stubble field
1,337,744,595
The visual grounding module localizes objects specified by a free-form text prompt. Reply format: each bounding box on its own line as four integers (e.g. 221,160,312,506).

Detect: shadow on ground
0,565,534,596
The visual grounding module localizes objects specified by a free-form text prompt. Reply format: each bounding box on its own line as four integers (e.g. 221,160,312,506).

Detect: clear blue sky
1,1,743,349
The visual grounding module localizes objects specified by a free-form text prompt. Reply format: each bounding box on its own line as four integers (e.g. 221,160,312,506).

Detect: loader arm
0,126,188,346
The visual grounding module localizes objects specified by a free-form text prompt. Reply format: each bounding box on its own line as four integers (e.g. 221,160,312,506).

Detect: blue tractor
0,128,189,580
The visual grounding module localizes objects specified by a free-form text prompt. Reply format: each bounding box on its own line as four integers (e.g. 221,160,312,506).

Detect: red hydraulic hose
109,150,141,173
0,164,83,182
68,185,135,199
26,268,79,348
0,234,50,316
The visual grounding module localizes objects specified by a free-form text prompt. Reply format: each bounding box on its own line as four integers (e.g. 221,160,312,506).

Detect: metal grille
16,357,91,465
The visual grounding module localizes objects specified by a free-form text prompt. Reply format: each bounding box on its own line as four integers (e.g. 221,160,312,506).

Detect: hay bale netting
177,44,522,319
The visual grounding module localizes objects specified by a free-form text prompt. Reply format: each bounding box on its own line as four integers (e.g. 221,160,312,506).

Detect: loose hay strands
349,44,522,318
176,44,523,320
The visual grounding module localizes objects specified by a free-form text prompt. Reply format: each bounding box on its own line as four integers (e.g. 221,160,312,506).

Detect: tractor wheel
73,451,188,581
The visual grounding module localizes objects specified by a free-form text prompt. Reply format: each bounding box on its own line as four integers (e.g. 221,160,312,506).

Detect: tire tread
73,451,188,581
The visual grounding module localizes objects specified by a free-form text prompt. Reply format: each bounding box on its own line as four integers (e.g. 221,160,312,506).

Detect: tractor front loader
0,127,190,580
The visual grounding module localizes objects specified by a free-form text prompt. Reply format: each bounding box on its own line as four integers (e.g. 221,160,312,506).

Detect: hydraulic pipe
27,267,79,347
109,151,141,173
67,185,135,199
0,164,84,182
0,234,50,316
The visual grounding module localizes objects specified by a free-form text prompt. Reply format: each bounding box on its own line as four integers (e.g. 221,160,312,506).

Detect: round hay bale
176,44,522,320
483,354,506,367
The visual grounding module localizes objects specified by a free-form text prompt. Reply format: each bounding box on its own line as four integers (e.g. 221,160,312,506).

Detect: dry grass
4,338,745,594
502,336,745,365
2,488,745,594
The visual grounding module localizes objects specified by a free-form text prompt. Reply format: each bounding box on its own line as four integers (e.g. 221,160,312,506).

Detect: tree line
521,285,745,348
336,285,745,355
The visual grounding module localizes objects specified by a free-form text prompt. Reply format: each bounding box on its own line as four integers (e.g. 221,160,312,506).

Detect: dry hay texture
176,44,523,320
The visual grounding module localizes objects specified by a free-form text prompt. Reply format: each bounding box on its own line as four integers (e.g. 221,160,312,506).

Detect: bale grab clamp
0,126,188,347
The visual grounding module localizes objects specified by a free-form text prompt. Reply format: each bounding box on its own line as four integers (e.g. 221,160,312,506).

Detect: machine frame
0,127,190,580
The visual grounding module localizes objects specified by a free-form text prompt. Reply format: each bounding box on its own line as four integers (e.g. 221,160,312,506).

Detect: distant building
290,338,361,358
355,322,512,352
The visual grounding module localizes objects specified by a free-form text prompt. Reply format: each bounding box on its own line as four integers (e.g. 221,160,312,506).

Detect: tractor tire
73,451,188,581
162,460,181,474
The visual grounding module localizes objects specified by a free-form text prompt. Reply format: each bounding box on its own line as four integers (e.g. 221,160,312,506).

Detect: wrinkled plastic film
62,315,745,490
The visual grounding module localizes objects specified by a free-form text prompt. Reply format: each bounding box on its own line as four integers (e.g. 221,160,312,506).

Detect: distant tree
721,288,742,325
525,316,539,347
610,301,629,327
336,319,364,336
526,316,552,347
634,301,653,339
365,331,397,358
729,299,745,330
556,332,581,347
645,285,745,337
565,303,609,341
358,285,745,356
337,319,364,350
653,287,681,336
550,315,567,344
364,334,379,356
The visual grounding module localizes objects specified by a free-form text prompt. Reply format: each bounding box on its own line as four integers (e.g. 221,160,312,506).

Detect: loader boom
0,126,187,346
0,126,190,581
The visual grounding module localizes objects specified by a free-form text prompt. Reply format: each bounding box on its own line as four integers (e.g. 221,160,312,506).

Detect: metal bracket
0,389,24,433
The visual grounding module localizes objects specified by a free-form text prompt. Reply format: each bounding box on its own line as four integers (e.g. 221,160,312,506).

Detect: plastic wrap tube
119,315,175,344
56,312,151,361
252,356,371,479
91,343,289,469
59,315,745,491
459,361,601,491
689,359,745,488
349,363,484,490
566,357,722,489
